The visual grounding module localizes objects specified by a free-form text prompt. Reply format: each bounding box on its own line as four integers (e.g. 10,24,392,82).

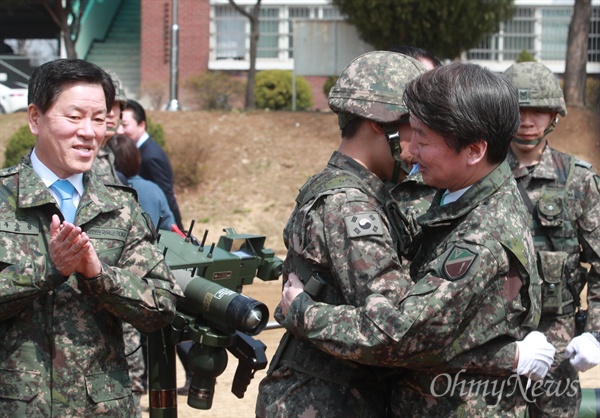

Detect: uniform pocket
537,250,567,315
0,368,40,401
85,369,131,403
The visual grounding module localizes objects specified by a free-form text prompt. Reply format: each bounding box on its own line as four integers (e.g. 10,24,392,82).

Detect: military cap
503,62,567,117
107,70,127,109
329,51,427,128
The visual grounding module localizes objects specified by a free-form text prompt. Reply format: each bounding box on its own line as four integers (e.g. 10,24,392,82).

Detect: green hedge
254,70,313,110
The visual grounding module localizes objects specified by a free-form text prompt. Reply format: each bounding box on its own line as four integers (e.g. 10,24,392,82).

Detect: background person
503,61,600,417
92,70,127,184
120,99,183,230
0,58,181,416
108,134,176,231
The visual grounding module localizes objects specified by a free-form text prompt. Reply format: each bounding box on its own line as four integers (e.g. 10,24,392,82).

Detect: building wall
141,0,210,107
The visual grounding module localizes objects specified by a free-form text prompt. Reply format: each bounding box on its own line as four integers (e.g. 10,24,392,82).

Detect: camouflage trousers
526,315,581,418
389,369,528,417
123,321,145,418
256,366,387,418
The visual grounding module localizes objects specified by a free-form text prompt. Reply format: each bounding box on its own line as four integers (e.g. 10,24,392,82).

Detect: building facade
137,0,599,109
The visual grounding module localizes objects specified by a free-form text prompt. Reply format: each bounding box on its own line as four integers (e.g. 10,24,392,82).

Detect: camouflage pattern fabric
256,151,412,418
107,70,127,109
502,62,567,117
0,152,182,417
281,162,542,416
328,51,426,126
92,146,122,184
388,170,437,259
123,321,145,418
507,145,600,417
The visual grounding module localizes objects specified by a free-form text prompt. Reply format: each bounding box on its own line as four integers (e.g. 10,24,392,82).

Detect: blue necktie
50,179,77,223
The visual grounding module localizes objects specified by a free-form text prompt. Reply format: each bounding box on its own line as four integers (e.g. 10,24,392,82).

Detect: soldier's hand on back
513,331,556,381
565,333,600,372
279,273,305,316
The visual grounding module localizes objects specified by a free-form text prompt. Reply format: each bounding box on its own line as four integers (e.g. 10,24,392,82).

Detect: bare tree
564,0,592,107
229,0,262,110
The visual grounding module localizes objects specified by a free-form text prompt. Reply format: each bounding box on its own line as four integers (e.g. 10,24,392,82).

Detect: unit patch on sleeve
443,246,478,280
344,212,384,238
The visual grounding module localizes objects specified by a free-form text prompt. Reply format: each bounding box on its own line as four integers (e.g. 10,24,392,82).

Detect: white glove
565,333,600,372
513,331,556,381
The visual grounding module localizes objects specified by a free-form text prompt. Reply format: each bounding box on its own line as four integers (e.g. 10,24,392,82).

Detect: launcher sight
148,222,283,417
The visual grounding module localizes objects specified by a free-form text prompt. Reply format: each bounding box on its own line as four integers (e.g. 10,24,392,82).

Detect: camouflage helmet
503,62,567,117
107,70,127,109
329,51,427,127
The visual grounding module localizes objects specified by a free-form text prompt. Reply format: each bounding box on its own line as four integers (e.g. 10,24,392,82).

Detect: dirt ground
0,106,599,417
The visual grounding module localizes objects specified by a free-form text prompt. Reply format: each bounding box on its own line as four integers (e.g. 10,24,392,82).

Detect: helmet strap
512,115,558,146
384,127,411,183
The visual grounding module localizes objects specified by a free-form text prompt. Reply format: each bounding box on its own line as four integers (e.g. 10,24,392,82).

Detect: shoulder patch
443,246,477,281
344,211,384,238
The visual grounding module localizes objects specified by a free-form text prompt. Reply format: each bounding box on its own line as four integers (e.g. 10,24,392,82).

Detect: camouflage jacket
388,170,436,260
269,151,412,384
92,145,122,185
279,151,411,309
507,144,600,330
0,153,182,417
282,161,541,369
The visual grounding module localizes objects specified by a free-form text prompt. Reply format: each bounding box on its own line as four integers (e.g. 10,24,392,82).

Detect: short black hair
404,62,519,164
124,99,147,124
388,45,442,68
28,59,115,114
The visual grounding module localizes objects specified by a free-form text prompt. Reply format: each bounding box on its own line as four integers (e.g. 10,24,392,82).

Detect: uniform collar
507,144,557,181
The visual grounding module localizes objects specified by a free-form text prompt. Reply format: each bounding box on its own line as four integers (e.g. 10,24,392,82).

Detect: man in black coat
120,99,184,230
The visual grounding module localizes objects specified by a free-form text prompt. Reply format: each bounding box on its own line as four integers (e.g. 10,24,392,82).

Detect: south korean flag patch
443,246,477,281
344,211,384,238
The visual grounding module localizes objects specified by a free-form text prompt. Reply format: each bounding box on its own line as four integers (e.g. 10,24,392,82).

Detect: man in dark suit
121,99,184,230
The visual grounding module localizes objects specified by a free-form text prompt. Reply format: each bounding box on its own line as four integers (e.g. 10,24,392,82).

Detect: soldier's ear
28,104,41,136
465,140,487,166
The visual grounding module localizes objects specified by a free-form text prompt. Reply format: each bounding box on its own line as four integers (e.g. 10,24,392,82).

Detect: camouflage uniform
256,51,426,418
0,152,182,417
389,170,436,259
282,161,542,416
92,70,127,185
503,61,600,417
256,151,412,417
93,146,122,184
506,147,600,416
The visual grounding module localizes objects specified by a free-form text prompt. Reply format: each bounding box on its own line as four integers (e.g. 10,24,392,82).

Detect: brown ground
0,107,598,417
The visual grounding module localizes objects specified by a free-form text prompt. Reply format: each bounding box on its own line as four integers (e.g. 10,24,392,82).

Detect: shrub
140,81,168,110
186,71,245,110
4,125,35,168
146,117,166,147
323,76,338,97
254,70,313,111
516,49,536,63
167,135,206,189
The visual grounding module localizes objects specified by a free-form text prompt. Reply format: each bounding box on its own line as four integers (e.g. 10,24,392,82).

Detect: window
215,5,246,60
467,4,600,68
541,7,571,60
211,3,343,66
